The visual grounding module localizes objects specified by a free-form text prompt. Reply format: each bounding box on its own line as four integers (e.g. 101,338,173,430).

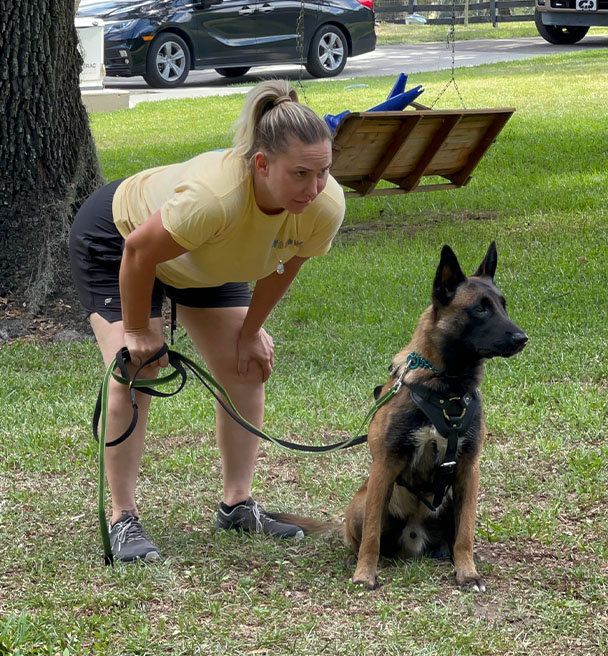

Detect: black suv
77,0,376,88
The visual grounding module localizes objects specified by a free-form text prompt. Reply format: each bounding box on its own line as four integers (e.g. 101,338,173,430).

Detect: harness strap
396,383,480,512
431,427,459,510
395,427,460,513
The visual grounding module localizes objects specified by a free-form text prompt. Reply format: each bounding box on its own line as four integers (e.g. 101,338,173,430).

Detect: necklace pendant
277,260,285,275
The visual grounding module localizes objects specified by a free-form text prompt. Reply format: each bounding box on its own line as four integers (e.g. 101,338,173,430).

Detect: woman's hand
237,327,274,382
123,326,169,368
235,257,308,383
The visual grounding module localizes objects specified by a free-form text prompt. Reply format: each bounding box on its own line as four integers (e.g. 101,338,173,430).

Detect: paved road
103,35,608,107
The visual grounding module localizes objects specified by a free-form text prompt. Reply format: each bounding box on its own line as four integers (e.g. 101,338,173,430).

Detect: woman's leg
90,312,164,525
177,305,263,505
177,305,303,538
70,179,169,559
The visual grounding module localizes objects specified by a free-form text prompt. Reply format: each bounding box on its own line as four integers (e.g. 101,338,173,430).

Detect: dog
274,242,527,591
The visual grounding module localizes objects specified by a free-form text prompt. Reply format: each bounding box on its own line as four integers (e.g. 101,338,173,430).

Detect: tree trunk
0,0,104,315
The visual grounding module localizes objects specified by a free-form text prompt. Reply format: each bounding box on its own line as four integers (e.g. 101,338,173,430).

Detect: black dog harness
396,381,481,513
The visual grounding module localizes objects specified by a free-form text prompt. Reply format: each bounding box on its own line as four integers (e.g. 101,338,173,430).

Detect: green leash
93,345,399,565
96,358,114,564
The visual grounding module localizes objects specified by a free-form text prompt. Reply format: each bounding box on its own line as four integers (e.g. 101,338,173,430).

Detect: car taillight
356,0,374,8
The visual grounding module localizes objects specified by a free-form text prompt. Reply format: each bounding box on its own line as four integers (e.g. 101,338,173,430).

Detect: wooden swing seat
330,104,515,197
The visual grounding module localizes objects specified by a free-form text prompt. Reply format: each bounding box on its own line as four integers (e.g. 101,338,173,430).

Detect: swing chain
431,0,466,110
296,0,308,103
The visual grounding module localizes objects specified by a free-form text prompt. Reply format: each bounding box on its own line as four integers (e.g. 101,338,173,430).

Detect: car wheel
306,25,348,78
215,67,251,78
143,32,191,88
534,10,589,44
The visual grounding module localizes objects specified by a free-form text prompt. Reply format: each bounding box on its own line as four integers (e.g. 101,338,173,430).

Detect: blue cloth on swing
324,73,425,133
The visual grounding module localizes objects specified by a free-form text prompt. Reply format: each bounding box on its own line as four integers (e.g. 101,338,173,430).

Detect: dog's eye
473,296,495,315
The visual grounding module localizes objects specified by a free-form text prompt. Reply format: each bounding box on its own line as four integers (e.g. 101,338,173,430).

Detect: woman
69,80,345,562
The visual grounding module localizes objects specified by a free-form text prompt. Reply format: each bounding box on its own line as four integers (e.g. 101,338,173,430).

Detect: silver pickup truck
535,0,608,43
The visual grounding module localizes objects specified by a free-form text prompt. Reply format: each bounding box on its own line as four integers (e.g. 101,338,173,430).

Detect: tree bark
0,0,104,314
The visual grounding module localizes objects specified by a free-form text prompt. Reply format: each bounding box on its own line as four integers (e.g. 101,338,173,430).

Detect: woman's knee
178,306,264,384
220,359,266,388
90,314,165,366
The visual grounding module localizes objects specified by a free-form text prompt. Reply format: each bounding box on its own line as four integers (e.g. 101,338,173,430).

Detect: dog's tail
269,512,346,539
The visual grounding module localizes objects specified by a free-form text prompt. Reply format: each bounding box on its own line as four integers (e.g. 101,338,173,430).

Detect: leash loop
92,345,187,447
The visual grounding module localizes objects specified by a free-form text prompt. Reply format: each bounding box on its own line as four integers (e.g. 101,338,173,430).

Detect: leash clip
393,368,407,394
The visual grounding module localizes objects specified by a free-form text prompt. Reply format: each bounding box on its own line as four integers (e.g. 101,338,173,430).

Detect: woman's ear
253,151,269,176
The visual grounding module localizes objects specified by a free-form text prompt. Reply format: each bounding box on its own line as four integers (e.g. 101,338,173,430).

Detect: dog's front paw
352,573,380,590
456,573,486,593
352,565,380,590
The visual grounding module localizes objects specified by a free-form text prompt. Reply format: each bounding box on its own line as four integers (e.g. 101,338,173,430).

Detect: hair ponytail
232,80,331,160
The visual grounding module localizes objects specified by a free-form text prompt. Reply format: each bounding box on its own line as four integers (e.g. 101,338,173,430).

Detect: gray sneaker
216,497,304,539
109,511,161,563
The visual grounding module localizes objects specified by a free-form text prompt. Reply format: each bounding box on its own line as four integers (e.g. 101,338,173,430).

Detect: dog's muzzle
499,330,528,356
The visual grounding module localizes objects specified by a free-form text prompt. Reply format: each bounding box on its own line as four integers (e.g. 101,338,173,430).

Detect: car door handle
238,6,255,14
258,3,274,12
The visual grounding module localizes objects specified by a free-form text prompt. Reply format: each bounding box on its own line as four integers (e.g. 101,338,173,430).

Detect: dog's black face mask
432,242,528,364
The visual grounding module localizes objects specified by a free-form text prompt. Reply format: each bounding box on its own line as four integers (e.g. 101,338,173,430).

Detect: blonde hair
232,80,331,160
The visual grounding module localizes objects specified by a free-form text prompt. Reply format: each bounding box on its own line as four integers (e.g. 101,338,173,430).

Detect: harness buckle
440,460,456,469
443,406,467,421
442,396,469,423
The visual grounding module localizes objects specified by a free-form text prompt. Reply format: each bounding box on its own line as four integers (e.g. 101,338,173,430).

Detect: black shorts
69,178,251,323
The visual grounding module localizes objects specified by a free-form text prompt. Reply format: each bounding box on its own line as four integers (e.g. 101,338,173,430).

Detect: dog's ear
433,245,466,307
472,241,497,280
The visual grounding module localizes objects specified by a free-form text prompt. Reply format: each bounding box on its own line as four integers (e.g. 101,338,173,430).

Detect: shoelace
110,516,145,552
250,502,275,533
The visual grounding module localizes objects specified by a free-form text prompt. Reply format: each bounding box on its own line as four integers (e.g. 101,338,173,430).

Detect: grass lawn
1,52,607,655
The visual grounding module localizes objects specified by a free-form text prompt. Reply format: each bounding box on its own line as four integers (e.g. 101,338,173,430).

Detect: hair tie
273,95,292,107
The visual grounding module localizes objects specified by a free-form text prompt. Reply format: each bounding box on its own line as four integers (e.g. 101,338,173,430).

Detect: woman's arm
238,255,309,381
120,209,188,364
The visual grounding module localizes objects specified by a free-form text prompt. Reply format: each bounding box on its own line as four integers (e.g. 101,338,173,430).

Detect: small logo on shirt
273,238,303,249
104,297,113,306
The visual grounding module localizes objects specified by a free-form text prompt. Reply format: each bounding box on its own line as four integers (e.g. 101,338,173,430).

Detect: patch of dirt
337,211,498,242
0,294,91,345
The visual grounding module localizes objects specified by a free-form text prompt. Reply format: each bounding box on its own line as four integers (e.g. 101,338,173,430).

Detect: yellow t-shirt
112,149,345,289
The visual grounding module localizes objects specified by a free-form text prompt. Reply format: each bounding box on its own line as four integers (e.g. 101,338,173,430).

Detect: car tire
306,25,348,78
143,32,191,88
534,10,590,44
215,67,251,78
